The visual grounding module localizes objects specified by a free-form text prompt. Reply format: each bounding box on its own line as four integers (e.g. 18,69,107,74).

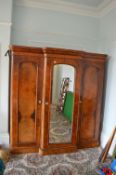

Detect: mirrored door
49,64,75,144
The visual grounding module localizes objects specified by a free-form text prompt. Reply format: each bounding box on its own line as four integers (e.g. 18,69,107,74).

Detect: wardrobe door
78,61,105,148
40,55,81,155
10,51,43,153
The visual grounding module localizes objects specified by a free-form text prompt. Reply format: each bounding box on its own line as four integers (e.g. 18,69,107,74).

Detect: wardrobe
9,45,107,154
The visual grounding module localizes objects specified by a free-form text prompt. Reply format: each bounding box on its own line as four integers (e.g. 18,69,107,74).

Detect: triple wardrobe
9,45,107,155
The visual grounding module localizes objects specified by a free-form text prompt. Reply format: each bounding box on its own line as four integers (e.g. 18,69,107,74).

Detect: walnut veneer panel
18,62,37,144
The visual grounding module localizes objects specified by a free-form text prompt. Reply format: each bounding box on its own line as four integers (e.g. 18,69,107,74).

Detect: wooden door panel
80,66,98,139
10,53,43,151
78,63,104,148
18,62,37,144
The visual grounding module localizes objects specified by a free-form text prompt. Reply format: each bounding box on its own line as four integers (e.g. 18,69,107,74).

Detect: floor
4,147,101,175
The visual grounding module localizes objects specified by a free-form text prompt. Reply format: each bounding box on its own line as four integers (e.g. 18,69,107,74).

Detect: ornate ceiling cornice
14,0,116,18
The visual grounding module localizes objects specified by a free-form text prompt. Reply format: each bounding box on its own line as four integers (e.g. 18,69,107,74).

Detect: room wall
99,8,116,154
0,0,13,145
11,3,100,52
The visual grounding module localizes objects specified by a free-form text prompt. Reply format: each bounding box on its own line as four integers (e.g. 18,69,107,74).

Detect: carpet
4,147,101,175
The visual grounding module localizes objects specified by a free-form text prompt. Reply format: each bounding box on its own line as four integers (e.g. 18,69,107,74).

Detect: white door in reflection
49,64,75,143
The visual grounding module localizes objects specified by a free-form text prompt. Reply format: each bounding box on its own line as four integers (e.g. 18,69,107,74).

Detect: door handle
78,100,82,116
38,100,42,104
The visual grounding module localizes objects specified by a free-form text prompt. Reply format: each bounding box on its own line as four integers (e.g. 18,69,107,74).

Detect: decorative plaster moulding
14,0,116,18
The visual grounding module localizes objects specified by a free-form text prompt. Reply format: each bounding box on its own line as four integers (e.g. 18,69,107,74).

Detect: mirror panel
49,64,75,143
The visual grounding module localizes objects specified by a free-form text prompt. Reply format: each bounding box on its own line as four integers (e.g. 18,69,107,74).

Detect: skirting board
0,133,9,147
101,131,116,155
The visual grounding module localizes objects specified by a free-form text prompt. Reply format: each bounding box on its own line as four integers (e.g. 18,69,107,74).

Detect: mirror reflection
49,64,75,143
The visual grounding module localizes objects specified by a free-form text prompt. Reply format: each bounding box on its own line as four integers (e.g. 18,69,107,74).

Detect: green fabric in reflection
63,91,73,122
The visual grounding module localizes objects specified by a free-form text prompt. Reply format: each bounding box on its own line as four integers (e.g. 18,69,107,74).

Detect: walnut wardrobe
9,45,107,154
